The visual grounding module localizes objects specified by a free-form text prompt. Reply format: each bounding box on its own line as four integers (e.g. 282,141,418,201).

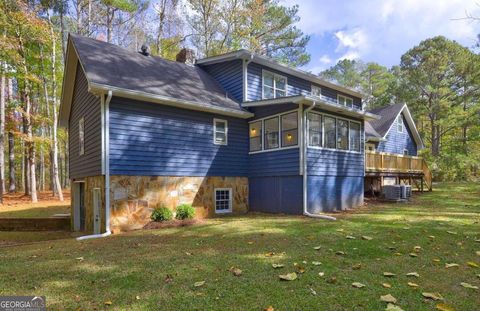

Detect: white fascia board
89,83,254,119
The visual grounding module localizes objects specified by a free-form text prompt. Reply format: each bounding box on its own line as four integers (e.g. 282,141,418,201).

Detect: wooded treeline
0,0,478,206
320,36,480,181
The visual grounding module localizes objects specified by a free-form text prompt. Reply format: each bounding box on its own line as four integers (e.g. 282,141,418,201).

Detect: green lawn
0,183,479,310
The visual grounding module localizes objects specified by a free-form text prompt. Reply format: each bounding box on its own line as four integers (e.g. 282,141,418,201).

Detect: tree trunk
47,12,64,201
8,132,15,193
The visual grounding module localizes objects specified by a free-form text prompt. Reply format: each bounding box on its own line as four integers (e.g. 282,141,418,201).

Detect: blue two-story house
59,34,427,235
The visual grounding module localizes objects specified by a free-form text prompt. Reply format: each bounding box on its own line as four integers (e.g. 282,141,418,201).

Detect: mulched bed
143,219,202,230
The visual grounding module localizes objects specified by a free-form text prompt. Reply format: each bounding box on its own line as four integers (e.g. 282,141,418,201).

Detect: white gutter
302,102,336,221
77,90,113,241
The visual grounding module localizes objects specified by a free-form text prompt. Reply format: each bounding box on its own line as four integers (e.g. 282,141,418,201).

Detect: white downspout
302,102,336,221
242,55,254,102
77,90,113,240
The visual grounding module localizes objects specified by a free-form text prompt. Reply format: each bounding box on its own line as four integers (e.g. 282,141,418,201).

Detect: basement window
79,117,85,155
215,188,232,213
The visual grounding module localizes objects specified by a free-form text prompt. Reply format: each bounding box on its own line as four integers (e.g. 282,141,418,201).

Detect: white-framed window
249,121,262,152
262,70,287,99
79,117,85,155
308,113,322,147
213,118,228,145
307,112,362,153
403,149,409,155
324,116,336,149
311,85,322,98
349,122,361,152
215,188,232,213
264,116,279,150
397,115,404,133
281,112,298,147
249,110,299,153
338,95,354,108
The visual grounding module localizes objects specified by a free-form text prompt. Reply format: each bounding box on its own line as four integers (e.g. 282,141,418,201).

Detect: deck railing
365,151,424,173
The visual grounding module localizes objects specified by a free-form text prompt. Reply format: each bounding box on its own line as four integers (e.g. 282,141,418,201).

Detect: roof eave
89,83,254,119
243,95,380,121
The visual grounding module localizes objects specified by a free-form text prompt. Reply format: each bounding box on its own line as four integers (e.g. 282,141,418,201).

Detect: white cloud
319,55,332,64
283,0,480,69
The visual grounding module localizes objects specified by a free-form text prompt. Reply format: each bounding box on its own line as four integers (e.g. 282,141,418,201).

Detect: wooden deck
365,151,432,191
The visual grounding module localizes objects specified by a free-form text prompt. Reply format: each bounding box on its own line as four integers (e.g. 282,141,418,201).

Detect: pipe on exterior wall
302,101,337,221
76,90,113,241
242,55,254,102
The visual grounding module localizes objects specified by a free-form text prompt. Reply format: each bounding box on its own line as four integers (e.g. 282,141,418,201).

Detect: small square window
403,149,409,155
215,188,232,213
311,85,322,98
213,119,228,145
338,95,353,108
79,117,85,155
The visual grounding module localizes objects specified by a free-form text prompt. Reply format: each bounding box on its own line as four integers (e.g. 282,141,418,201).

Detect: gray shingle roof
70,34,245,113
366,103,405,137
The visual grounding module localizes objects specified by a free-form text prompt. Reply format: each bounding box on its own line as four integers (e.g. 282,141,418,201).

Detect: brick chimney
176,48,196,65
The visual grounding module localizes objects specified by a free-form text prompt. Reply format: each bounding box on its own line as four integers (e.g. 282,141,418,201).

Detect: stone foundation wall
110,176,249,232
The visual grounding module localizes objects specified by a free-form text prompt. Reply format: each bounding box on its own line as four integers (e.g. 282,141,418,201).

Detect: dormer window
338,95,353,108
263,70,287,99
311,85,322,98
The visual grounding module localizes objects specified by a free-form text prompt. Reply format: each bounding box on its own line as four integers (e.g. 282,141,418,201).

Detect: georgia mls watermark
0,296,46,311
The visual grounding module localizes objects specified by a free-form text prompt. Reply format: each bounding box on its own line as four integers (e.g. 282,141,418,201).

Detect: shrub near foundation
175,204,195,220
150,206,173,222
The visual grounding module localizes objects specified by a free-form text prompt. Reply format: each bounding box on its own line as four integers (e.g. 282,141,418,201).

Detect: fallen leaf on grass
460,282,478,290
229,267,242,276
265,252,275,257
326,276,337,284
406,272,420,277
309,287,317,296
467,261,479,268
414,246,422,252
380,294,397,303
104,301,112,306
135,296,140,300
318,272,325,277
428,235,435,239
394,252,402,256
335,251,345,255
272,263,284,269
409,253,418,257
194,281,206,287
352,282,365,288
336,228,345,232
422,292,443,300
311,261,322,266
247,241,254,245
408,282,419,287
313,246,321,250
433,258,441,263
383,272,396,277
75,257,84,261
279,272,297,281
382,283,392,288
164,274,173,283
352,263,362,270
435,303,455,311
476,251,480,256
386,304,404,311
346,235,356,240
296,265,306,274
446,231,457,235
445,263,459,268
263,306,274,311
362,236,373,240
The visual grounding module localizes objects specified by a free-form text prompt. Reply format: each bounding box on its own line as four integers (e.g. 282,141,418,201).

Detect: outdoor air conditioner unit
383,185,402,201
401,185,412,200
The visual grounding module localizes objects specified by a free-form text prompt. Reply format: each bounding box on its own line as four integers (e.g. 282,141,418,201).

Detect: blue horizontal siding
308,176,364,212
247,63,362,110
250,176,303,214
249,148,300,177
109,97,249,176
200,60,243,103
307,149,364,177
377,114,417,155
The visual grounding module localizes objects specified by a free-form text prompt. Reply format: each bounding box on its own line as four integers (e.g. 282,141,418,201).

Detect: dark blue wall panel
307,176,364,212
69,64,102,179
377,114,417,155
109,97,249,176
249,148,300,177
249,176,303,214
246,62,362,109
200,60,244,103
248,103,298,119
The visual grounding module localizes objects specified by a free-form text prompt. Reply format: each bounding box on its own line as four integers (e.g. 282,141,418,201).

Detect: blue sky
284,0,480,73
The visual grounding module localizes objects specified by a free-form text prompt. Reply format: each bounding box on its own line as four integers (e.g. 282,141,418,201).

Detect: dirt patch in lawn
143,219,202,230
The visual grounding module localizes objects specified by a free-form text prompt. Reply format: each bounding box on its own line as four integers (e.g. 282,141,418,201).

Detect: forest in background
0,0,479,204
